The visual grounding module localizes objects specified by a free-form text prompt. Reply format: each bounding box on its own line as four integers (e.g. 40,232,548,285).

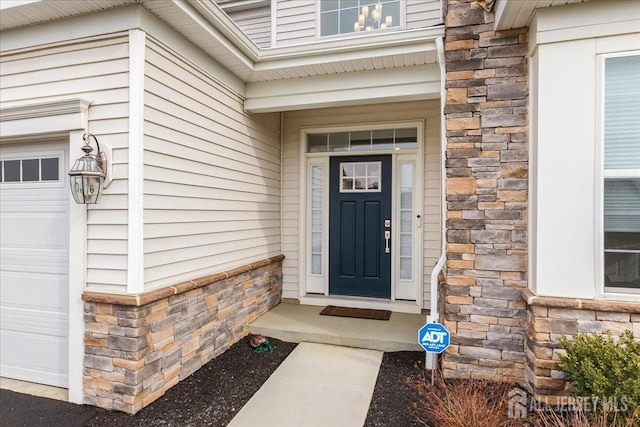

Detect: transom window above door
320,1,401,37
307,128,417,153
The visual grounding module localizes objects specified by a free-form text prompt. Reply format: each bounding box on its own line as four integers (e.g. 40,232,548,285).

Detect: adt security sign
418,322,450,353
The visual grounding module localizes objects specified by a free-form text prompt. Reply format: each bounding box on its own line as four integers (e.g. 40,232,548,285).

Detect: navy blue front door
329,155,392,298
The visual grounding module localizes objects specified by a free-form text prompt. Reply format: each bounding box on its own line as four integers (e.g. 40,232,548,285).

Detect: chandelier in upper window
320,1,400,37
354,3,392,32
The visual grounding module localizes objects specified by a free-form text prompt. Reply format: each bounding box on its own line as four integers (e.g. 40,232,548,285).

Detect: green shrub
557,330,640,420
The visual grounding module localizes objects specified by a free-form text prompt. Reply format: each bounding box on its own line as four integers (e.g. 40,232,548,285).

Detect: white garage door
0,141,69,388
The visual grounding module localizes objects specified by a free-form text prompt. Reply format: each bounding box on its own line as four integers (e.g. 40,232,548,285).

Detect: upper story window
602,53,640,294
320,1,400,37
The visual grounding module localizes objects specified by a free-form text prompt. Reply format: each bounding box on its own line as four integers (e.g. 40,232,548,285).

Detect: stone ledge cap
523,289,640,314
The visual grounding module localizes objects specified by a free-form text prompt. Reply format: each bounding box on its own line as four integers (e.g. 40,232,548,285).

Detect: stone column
442,0,528,383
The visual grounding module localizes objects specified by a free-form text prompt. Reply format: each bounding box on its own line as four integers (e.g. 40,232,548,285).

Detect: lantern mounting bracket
82,133,112,188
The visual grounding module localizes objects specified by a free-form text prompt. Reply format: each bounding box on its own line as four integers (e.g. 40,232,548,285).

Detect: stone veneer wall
524,290,640,404
442,0,529,383
82,255,283,414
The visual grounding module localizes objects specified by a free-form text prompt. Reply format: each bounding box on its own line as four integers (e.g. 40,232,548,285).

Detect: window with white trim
602,54,640,293
319,1,400,37
398,161,413,280
310,164,324,275
340,162,381,192
0,157,60,183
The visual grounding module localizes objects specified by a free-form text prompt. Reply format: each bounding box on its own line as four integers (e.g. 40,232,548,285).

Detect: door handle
384,230,390,254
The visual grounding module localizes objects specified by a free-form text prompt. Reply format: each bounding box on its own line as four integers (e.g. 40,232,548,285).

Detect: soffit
495,0,590,30
0,0,138,30
248,49,438,83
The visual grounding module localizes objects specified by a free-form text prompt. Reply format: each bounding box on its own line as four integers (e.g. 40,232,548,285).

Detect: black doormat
319,305,391,320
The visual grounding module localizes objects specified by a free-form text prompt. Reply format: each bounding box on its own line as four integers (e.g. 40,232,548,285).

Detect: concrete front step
249,302,425,352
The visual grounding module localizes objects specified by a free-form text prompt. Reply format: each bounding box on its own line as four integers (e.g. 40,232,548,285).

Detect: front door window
340,162,381,192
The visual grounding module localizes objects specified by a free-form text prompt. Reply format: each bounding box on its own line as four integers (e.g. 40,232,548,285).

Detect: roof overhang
1,0,444,112
494,0,590,30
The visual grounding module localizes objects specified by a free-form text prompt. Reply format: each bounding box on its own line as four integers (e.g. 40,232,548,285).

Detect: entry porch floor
249,302,425,352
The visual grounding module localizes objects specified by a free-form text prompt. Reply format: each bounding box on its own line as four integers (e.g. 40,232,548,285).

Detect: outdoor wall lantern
68,132,108,204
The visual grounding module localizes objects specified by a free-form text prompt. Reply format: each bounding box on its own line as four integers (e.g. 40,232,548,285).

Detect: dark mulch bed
86,336,296,427
365,350,424,427
3,341,426,427
0,336,296,427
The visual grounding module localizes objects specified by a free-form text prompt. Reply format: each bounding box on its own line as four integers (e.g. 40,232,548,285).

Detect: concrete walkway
228,342,383,427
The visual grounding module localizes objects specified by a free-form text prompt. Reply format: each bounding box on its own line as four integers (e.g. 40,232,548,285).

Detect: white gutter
173,0,257,66
426,36,447,370
184,0,260,58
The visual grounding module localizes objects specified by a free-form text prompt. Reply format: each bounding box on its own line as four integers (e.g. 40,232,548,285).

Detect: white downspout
280,111,284,255
426,36,447,370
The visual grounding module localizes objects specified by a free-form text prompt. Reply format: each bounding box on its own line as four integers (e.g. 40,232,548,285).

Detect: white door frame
297,121,424,313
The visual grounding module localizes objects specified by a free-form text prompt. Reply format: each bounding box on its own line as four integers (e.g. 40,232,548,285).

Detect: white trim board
298,120,425,310
245,64,440,113
529,1,640,48
127,29,145,295
299,295,422,314
0,98,91,139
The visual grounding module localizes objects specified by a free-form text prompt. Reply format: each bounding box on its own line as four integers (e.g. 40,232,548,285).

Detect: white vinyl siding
225,5,272,48
422,106,440,307
142,37,281,291
282,99,441,308
406,0,442,29
0,34,131,294
275,0,316,47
